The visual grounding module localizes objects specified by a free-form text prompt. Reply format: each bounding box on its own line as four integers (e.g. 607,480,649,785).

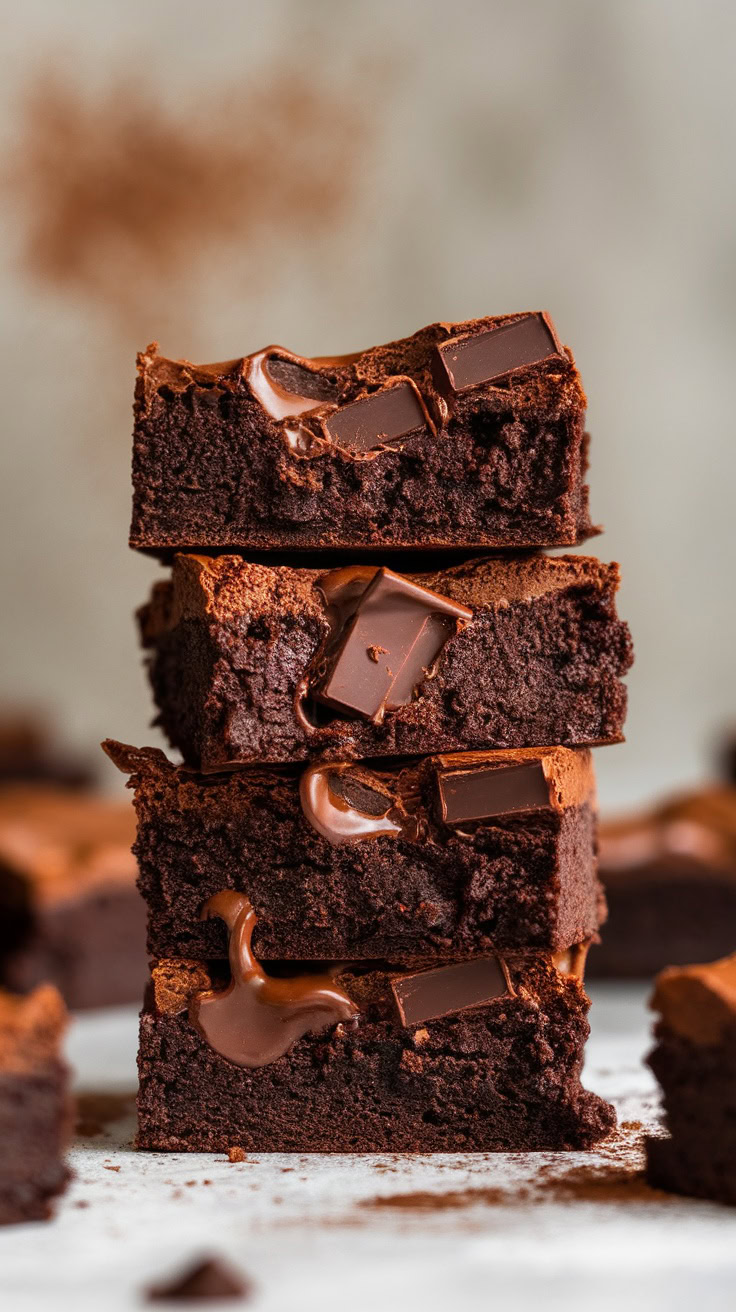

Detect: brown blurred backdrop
0,0,734,807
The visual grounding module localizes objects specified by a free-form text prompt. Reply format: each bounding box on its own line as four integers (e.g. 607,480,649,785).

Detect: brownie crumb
227,1147,246,1163
367,645,388,663
147,1257,249,1302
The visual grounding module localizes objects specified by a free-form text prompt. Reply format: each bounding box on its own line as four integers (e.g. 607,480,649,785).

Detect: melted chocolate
189,891,358,1067
299,763,404,845
247,347,339,421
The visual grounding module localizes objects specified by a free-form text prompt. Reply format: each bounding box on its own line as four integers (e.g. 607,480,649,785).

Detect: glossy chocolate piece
312,566,472,723
435,312,564,394
324,380,429,452
391,956,510,1027
437,760,551,825
189,891,358,1068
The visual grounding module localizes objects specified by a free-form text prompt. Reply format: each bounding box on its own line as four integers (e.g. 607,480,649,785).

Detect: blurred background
0,0,733,809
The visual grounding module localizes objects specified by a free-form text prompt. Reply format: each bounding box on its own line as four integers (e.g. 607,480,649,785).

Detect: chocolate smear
189,891,358,1067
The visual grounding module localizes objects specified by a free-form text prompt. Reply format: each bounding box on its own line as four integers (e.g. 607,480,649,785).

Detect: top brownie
130,313,594,554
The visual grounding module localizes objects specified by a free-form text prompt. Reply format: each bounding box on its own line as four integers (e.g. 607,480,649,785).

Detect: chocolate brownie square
589,788,736,977
106,741,603,962
0,787,147,1009
0,984,71,1224
138,939,613,1153
130,313,594,554
137,552,632,769
646,954,736,1205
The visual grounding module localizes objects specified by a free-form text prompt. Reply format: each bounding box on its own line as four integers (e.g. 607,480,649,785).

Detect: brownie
0,787,147,1009
130,313,595,555
0,984,71,1224
138,946,614,1153
589,787,736,977
0,709,95,790
646,954,736,1205
137,552,632,770
107,740,603,962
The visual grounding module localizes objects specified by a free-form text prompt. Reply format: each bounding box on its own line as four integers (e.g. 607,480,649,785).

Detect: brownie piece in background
0,788,146,1009
646,953,736,1205
0,708,95,791
130,313,594,554
137,552,632,769
0,984,71,1224
106,741,603,962
139,943,613,1154
589,787,736,977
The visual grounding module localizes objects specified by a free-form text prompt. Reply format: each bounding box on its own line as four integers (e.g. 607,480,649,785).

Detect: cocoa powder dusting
359,1122,674,1214
5,67,368,321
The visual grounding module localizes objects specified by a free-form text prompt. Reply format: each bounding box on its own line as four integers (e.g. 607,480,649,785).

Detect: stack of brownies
108,311,633,1152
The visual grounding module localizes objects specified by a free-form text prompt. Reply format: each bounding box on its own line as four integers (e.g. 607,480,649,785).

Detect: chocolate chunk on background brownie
0,984,71,1224
130,313,594,554
137,552,632,769
138,948,613,1154
646,953,736,1205
589,787,736,977
0,787,147,1009
106,741,604,961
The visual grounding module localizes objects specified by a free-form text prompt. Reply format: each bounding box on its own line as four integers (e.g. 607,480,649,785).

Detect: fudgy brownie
137,552,632,769
0,709,95,790
106,741,603,962
138,905,613,1153
130,313,594,554
0,787,147,1009
646,953,736,1205
590,787,736,977
0,984,71,1224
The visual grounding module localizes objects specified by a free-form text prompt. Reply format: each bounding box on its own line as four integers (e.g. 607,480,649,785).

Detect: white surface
2,984,735,1311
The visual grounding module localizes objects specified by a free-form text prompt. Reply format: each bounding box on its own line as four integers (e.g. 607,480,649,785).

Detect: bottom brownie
646,953,736,1206
138,915,613,1153
0,985,71,1224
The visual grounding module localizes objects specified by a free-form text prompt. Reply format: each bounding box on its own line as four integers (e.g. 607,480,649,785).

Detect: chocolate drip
553,942,590,982
189,891,358,1067
299,565,472,725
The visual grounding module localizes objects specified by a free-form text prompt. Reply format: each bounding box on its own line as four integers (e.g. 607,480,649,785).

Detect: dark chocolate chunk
324,380,428,452
437,760,551,825
314,567,472,723
147,1255,250,1301
435,313,564,393
391,956,510,1027
264,355,337,405
189,891,358,1067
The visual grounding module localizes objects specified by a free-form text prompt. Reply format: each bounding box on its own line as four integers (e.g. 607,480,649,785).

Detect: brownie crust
130,315,594,554
137,552,632,769
138,954,614,1153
